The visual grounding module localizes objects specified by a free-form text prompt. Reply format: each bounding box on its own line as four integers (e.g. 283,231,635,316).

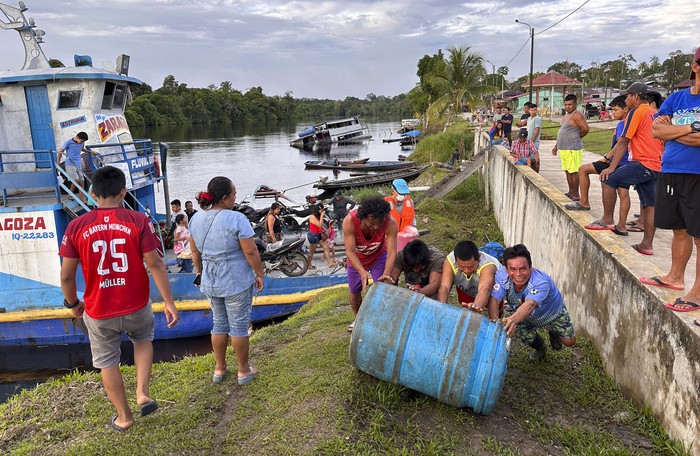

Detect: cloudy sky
0,0,697,99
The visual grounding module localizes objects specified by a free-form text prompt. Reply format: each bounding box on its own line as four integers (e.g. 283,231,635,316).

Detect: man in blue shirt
488,244,576,361
641,47,700,319
57,131,99,201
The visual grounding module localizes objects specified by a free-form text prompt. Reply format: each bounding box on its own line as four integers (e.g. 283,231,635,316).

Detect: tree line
124,76,413,127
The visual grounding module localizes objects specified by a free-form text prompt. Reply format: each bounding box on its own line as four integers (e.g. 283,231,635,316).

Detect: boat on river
313,165,429,191
290,116,372,149
0,1,347,347
304,160,416,172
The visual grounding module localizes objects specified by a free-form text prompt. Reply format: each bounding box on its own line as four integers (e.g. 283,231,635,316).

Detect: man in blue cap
384,178,415,232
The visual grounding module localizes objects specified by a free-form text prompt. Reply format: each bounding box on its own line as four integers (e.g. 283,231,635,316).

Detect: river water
134,119,412,213
0,118,413,403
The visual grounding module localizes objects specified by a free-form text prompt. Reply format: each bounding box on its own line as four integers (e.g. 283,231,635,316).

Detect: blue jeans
209,286,253,337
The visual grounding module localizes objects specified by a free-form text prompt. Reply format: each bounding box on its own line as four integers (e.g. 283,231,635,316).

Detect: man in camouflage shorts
488,244,576,361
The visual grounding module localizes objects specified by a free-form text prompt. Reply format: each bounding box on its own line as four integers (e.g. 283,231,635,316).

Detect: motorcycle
276,196,319,233
254,236,309,277
233,203,269,236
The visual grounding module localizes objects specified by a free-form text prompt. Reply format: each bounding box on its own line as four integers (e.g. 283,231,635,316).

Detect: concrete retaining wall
480,135,700,453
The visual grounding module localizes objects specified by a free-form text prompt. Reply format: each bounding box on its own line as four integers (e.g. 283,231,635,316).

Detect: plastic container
349,283,510,414
396,225,419,252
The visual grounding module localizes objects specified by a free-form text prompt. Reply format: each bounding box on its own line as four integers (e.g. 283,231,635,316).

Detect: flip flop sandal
585,221,613,231
694,319,700,328
565,202,591,211
631,244,653,256
640,276,684,291
611,227,629,236
664,298,700,312
238,368,258,385
139,400,158,417
110,415,130,432
627,225,644,232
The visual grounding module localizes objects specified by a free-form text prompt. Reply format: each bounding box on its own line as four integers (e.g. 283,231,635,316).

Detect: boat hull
304,161,415,172
314,165,429,191
0,273,348,347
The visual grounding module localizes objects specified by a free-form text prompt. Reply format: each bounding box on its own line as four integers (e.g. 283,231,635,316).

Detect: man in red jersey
60,166,179,432
342,196,398,332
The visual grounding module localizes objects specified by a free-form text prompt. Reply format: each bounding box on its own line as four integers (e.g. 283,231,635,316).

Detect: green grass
411,120,475,164
540,119,616,156
0,127,688,455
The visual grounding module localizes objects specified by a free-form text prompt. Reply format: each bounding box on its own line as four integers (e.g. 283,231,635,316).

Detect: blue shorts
307,231,321,244
604,161,658,207
209,286,253,337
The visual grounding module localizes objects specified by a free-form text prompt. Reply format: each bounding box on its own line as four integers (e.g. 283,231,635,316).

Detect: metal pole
516,20,535,104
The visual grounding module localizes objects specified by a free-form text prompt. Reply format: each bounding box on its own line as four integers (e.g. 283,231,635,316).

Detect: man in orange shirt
384,178,416,232
587,82,664,255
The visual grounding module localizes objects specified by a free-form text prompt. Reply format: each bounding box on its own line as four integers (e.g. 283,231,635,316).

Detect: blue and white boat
0,1,347,347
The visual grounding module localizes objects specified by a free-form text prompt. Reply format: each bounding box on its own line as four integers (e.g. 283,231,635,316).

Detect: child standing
173,214,193,273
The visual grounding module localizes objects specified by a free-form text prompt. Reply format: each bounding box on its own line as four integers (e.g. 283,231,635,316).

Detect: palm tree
426,46,489,128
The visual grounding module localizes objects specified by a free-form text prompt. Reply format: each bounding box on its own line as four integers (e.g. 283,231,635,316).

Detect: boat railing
86,139,162,190
0,149,61,206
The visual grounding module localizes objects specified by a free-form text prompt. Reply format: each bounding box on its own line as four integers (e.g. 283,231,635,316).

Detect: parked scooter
277,195,318,233
254,236,309,277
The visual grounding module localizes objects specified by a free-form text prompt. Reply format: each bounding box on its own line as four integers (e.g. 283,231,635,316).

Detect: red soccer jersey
59,207,160,320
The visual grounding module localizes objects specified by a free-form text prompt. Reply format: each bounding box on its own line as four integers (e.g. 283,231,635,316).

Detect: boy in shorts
566,95,631,213
60,166,179,432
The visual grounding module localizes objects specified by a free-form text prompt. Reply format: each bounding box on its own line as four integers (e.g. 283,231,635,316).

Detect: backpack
480,242,505,262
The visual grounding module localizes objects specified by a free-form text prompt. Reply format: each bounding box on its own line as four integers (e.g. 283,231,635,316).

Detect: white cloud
0,0,695,98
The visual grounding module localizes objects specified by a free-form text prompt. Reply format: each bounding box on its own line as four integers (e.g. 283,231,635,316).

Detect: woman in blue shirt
190,176,265,385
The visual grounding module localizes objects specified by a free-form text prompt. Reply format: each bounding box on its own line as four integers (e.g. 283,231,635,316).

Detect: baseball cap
620,82,649,96
518,128,528,138
392,178,410,195
334,190,342,196
690,47,700,80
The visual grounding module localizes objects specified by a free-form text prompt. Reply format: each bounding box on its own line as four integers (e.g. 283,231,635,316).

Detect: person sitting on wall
437,241,501,314
488,244,576,361
389,239,446,299
509,129,538,171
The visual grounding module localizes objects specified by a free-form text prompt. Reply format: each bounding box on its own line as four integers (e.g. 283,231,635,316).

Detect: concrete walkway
537,138,697,291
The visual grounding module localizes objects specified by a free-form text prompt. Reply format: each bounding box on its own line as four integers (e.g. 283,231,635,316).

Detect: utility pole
515,20,534,103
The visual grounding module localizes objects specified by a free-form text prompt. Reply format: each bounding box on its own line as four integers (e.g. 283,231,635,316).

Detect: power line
536,0,590,36
502,36,531,68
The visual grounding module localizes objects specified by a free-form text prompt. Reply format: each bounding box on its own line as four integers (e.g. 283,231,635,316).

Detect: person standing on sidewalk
552,94,590,201
640,48,700,317
526,104,543,172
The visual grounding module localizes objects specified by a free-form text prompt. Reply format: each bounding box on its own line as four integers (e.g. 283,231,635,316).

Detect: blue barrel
349,283,510,414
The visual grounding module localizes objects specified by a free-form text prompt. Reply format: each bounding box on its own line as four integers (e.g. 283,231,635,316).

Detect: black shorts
592,160,610,174
655,172,700,238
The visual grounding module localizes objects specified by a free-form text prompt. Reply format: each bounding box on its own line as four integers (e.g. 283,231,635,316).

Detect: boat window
113,85,126,110
101,82,115,109
57,90,82,109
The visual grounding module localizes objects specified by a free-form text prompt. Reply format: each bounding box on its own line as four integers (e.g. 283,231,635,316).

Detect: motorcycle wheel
278,252,309,277
282,216,301,233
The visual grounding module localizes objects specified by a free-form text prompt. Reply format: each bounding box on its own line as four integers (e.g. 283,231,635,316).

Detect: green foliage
410,121,474,164
427,46,489,123
125,76,411,127
48,58,64,68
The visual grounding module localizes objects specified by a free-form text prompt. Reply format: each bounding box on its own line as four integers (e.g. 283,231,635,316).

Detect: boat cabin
0,1,165,313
